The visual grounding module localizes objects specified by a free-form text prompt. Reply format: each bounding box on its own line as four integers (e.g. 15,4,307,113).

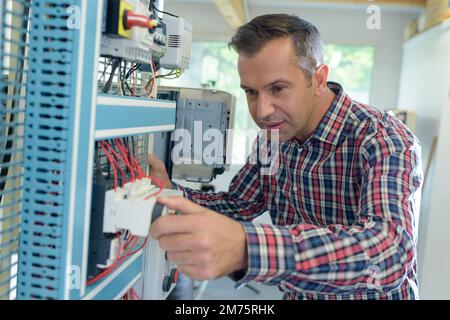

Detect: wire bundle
87,139,165,287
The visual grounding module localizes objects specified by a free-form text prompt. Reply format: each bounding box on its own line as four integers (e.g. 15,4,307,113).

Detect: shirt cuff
231,222,297,289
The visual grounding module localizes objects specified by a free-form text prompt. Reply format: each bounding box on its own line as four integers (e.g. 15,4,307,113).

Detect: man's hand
150,196,248,280
148,154,172,189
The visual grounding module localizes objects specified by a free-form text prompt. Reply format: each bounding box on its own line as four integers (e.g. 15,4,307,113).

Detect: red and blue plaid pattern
174,82,423,300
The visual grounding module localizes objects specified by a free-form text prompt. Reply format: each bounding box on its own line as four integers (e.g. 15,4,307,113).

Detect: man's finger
166,250,197,265
176,265,213,281
158,233,198,251
147,154,163,166
150,214,196,239
156,196,204,216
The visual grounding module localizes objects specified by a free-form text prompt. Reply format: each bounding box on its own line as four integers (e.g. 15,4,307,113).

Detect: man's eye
271,86,284,93
245,89,257,96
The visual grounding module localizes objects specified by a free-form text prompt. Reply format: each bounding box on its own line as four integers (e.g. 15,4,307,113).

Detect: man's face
238,37,317,143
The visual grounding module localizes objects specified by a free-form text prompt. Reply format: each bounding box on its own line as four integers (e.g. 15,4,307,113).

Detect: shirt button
293,186,297,192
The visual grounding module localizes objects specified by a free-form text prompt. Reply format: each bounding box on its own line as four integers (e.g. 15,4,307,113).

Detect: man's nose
256,93,276,121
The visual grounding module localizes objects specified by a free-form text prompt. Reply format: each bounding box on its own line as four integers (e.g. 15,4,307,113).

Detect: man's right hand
148,154,172,189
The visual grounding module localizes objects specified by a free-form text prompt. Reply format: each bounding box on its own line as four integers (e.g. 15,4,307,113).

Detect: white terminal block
103,177,164,237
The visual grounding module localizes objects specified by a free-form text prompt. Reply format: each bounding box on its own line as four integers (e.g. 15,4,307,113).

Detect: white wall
397,22,450,299
164,0,419,110
420,93,450,299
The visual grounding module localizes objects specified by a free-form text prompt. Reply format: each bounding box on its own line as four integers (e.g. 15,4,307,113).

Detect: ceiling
163,0,424,41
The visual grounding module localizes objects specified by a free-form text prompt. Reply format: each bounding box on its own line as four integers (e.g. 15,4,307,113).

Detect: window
324,44,375,104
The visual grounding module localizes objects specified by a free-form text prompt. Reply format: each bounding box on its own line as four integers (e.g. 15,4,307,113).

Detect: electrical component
96,238,120,269
125,11,159,30
88,180,118,279
103,177,164,237
104,0,134,38
101,0,167,64
88,138,158,282
158,86,234,183
160,15,192,71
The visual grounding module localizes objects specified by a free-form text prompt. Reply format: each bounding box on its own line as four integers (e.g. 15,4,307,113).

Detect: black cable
125,63,140,80
153,6,178,18
99,58,113,81
125,81,133,96
150,1,178,18
124,63,140,96
121,60,127,95
102,58,121,93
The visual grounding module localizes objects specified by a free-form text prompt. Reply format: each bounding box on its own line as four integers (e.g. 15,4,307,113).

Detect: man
149,14,422,300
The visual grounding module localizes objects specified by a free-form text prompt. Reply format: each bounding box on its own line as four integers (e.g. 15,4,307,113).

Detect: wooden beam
213,0,248,29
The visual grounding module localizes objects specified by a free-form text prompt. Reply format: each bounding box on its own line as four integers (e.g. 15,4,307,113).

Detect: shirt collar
307,81,353,146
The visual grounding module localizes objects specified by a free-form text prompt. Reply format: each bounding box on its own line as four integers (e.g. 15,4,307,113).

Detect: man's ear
312,64,329,96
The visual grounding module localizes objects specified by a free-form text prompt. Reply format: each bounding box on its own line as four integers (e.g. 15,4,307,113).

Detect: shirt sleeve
172,159,267,222
231,122,423,295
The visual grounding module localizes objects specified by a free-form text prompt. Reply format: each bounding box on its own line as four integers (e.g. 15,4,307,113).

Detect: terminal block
103,177,168,237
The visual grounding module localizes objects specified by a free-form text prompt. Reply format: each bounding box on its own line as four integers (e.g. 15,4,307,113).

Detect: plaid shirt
174,82,423,300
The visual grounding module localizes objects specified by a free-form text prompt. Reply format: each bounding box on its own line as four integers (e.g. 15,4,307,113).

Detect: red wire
150,61,157,98
102,142,127,187
122,139,144,179
126,237,148,256
149,78,155,98
104,141,128,167
86,235,139,286
100,143,118,190
116,232,123,260
132,66,136,96
130,154,145,179
123,235,137,252
130,288,142,300
106,140,135,182
87,144,164,287
146,61,157,98
115,139,138,181
117,139,145,179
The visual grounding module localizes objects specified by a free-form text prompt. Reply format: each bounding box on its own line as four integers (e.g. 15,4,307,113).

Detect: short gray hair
229,14,324,85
